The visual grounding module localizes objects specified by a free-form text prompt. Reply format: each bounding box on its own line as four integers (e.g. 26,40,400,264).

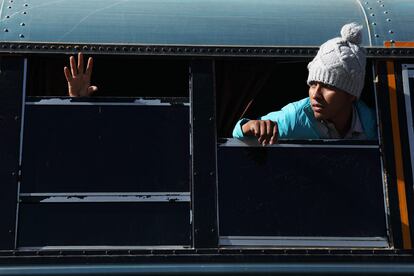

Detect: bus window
27,55,189,98
215,60,388,248
402,64,414,189
17,55,192,249
216,59,377,141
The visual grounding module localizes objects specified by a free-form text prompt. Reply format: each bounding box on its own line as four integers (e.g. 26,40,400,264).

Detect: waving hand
64,52,98,97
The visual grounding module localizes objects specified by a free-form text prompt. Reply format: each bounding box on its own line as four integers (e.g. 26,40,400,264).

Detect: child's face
308,81,355,122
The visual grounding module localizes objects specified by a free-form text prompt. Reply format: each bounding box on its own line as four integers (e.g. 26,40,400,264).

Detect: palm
64,53,97,97
68,74,91,96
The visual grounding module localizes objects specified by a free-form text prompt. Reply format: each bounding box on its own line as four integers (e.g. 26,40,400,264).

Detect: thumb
87,86,98,95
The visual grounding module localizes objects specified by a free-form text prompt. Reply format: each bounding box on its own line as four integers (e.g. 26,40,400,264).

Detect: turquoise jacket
232,98,377,140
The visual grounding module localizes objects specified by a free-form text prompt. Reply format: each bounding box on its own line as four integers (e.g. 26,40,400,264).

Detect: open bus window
215,60,388,248
216,60,378,143
18,55,192,248
27,55,189,98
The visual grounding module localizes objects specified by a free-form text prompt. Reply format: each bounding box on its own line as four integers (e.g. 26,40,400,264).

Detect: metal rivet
4,28,8,32
372,22,377,25
22,11,26,14
19,34,24,38
365,1,368,4
5,15,10,18
370,13,375,16
384,11,388,14
374,34,379,37
20,22,25,26
368,7,372,10
7,6,11,9
24,3,28,6
386,18,391,22
390,39,395,43
380,4,384,7
389,30,394,34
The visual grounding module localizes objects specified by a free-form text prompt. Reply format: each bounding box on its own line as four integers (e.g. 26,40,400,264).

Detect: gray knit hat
307,22,367,99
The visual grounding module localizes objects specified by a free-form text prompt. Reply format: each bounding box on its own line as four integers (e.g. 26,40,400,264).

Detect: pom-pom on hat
307,22,367,99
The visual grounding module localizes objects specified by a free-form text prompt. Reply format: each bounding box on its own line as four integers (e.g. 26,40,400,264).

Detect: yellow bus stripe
386,61,412,249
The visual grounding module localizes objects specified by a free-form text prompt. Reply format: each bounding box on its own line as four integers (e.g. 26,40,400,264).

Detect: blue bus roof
0,0,413,47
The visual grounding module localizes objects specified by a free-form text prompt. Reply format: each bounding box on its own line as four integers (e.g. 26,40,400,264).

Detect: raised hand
64,52,98,97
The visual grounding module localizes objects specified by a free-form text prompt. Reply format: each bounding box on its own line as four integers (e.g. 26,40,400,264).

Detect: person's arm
240,119,278,145
232,101,298,145
232,116,278,145
64,52,98,97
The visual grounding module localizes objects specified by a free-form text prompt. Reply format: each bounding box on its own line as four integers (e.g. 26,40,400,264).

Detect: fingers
246,120,276,146
70,55,77,76
269,122,278,145
259,121,267,144
63,66,72,82
77,52,84,75
85,57,93,77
